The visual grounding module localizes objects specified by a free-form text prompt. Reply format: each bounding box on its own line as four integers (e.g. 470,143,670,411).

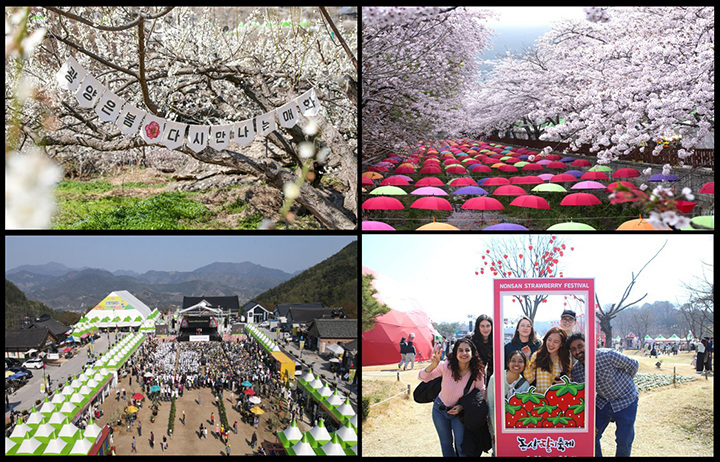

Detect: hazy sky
363,234,713,324
5,236,356,274
483,6,586,26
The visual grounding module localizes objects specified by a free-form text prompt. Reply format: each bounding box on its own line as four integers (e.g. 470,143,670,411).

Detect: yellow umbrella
616,216,670,231
125,406,139,414
250,406,265,415
417,222,459,230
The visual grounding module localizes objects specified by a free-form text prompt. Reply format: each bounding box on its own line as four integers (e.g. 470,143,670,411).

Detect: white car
22,358,44,369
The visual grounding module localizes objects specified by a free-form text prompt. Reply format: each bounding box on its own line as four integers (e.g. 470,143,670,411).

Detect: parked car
9,367,33,379
22,358,44,369
64,352,74,359
258,321,270,328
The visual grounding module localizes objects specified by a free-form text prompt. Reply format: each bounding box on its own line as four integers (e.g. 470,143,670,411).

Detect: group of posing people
418,311,639,457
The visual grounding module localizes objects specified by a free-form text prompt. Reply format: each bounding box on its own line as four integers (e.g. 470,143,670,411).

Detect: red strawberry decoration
516,415,543,428
565,398,585,428
504,402,527,428
544,376,585,414
513,386,547,416
543,413,577,428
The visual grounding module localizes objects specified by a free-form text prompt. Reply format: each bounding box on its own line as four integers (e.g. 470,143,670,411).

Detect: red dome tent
362,266,436,366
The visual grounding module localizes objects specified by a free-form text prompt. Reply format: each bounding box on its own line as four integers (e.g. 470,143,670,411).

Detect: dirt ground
96,371,312,455
362,351,714,457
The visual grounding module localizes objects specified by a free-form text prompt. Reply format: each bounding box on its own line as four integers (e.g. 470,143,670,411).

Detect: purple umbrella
560,157,577,163
452,186,489,195
483,223,529,231
647,174,680,182
361,221,395,230
564,170,585,178
410,186,448,195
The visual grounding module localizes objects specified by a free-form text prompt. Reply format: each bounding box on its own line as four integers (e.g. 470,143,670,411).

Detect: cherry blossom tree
7,7,358,229
362,7,495,157
464,7,714,165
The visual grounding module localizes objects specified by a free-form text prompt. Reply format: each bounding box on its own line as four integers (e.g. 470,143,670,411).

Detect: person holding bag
418,338,485,457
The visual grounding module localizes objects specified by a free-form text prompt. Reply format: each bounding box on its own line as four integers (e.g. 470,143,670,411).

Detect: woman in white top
486,350,531,454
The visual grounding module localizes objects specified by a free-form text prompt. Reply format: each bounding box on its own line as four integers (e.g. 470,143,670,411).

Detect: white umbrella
15,437,42,455
69,438,93,455
70,393,84,404
62,386,76,396
43,438,67,455
47,412,66,425
79,385,92,395
51,393,66,405
248,396,262,404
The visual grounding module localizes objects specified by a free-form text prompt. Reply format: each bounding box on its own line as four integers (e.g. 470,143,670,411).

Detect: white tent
336,398,356,417
32,423,55,438
320,434,346,456
334,423,357,444
43,438,67,455
10,422,32,439
69,437,93,455
282,419,303,443
291,434,316,455
15,437,43,455
82,291,153,328
308,419,331,444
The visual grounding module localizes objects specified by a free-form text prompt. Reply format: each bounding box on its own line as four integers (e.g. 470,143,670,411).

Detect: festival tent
80,291,154,330
362,267,437,366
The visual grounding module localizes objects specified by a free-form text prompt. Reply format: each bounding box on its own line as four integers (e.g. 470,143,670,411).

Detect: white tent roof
69,438,93,455
44,438,67,454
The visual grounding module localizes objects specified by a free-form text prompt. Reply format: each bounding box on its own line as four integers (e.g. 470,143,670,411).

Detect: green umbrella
547,222,596,231
531,183,567,193
680,215,714,231
589,165,612,172
514,161,529,168
369,185,407,195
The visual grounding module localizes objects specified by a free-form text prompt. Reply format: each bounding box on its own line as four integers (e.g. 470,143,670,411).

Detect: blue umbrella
483,223,529,231
452,186,488,195
241,381,252,387
648,174,679,182
150,385,161,392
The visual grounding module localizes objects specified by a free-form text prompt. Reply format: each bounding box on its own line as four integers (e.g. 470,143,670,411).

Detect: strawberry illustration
544,376,585,413
542,413,577,428
504,403,527,428
565,397,585,428
514,386,547,416
516,415,543,428
531,403,560,419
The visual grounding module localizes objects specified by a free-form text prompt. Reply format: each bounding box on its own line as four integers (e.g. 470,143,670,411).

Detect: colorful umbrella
580,171,609,180
132,393,144,400
493,185,528,196
244,389,256,395
250,406,264,415
531,183,567,193
241,381,252,387
415,177,445,187
547,222,596,230
647,174,679,182
410,187,448,196
150,385,161,392
362,197,404,210
453,186,488,195
369,186,407,196
589,165,612,172
380,177,411,186
560,193,602,206
361,221,395,231
410,197,452,211
510,176,543,185
448,177,477,187
521,163,544,171
546,161,568,169
125,406,139,414
617,217,670,230
445,165,467,174
550,173,578,183
482,177,511,186
483,223,529,230
416,222,459,230
509,195,551,210
362,172,383,179
571,180,606,190
571,159,592,167
699,182,714,194
461,197,504,210
612,168,640,178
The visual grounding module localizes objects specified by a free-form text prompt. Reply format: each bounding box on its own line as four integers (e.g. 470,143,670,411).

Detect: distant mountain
5,262,299,313
6,261,79,277
252,241,357,319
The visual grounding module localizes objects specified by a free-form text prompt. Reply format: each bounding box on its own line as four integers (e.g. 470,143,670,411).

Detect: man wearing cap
399,337,409,370
407,333,417,370
560,310,579,366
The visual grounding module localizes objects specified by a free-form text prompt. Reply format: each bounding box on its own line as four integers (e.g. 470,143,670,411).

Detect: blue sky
363,234,713,323
5,236,356,274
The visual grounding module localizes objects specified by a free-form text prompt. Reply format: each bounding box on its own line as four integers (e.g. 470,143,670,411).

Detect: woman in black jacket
469,314,494,386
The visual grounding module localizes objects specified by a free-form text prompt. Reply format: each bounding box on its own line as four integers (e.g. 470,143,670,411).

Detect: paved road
5,332,122,416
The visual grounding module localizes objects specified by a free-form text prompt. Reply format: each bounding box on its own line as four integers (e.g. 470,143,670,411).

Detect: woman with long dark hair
419,338,485,457
504,316,541,362
523,327,572,394
469,314,493,385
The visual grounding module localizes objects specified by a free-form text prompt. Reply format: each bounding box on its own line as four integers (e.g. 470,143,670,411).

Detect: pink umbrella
362,197,404,210
448,178,477,187
546,161,568,169
699,182,714,194
461,197,505,210
580,171,609,180
612,168,640,178
571,159,592,167
445,166,468,174
522,163,544,171
560,193,602,206
419,166,442,174
362,220,396,230
394,166,416,174
483,177,510,186
415,177,445,187
509,195,551,210
570,180,606,190
410,187,448,196
550,173,578,183
510,176,543,185
470,164,492,173
410,197,452,211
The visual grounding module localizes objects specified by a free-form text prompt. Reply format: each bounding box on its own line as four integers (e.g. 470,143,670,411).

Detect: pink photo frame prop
494,278,595,456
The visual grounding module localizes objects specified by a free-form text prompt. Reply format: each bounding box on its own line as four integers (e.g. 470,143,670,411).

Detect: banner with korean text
55,56,322,153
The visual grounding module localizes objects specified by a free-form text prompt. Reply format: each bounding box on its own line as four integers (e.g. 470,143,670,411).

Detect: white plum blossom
6,149,63,229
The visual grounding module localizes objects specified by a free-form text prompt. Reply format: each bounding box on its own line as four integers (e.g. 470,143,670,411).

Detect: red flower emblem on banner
145,121,160,139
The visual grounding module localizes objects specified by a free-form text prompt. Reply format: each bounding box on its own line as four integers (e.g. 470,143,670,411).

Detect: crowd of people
416,311,647,457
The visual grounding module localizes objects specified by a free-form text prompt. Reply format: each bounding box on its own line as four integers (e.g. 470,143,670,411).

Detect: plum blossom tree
463,7,714,165
362,7,495,156
7,7,358,229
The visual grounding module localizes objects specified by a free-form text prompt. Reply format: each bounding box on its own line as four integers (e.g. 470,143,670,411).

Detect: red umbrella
509,195,550,209
493,185,528,196
612,168,640,178
63,347,72,353
560,192,602,206
546,161,568,169
580,171,609,180
461,197,505,210
470,164,492,173
132,393,145,400
550,173,578,183
362,197,404,210
510,175,543,185
394,166,416,174
699,182,714,194
521,163,544,171
545,154,563,161
410,197,452,211
415,177,445,187
448,178,477,187
445,165,468,174
675,200,697,214
498,164,519,173
483,177,510,186
571,159,592,167
361,177,374,186
243,389,256,395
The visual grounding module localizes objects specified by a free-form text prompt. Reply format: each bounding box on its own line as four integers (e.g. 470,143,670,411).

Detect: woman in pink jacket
419,338,485,457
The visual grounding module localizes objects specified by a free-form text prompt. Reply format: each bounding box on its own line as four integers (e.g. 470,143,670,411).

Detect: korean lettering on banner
162,121,187,150
115,105,147,136
277,100,299,128
233,119,255,146
75,74,106,109
296,88,321,117
140,114,166,145
256,111,276,137
187,125,210,153
94,90,125,123
493,278,596,457
209,124,233,150
56,56,87,92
